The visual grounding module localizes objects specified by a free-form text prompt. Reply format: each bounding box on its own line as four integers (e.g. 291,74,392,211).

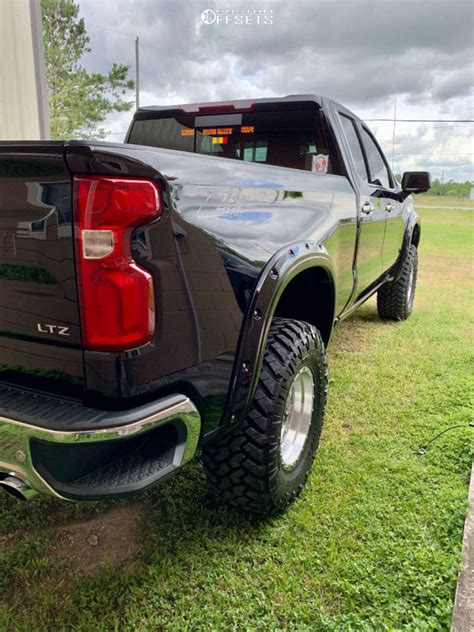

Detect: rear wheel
377,244,418,321
203,317,328,515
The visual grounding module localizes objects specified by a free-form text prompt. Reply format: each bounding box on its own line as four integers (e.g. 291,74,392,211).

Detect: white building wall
0,0,49,140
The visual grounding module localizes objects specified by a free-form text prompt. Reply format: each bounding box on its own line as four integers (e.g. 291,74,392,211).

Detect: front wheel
203,317,328,515
377,244,418,321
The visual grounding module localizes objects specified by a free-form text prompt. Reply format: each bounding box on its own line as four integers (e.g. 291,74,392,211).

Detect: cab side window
360,127,393,189
339,114,368,182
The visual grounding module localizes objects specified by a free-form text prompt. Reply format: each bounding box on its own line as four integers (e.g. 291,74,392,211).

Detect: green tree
41,0,135,139
395,174,473,198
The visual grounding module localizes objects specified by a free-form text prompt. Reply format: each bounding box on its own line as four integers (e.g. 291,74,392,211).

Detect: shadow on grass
343,305,380,324
0,459,270,627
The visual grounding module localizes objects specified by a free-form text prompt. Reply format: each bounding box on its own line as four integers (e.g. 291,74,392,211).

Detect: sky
79,0,474,182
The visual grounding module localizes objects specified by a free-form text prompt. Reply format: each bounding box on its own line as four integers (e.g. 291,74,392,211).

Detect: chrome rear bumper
0,391,201,501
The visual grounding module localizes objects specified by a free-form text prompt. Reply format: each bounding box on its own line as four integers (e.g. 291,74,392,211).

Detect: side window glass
243,140,268,162
360,128,392,189
339,114,368,181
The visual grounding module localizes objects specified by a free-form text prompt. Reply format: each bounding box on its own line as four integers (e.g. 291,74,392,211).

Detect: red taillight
73,176,162,351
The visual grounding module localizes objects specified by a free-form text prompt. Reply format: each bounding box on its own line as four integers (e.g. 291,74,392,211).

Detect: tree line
395,175,473,198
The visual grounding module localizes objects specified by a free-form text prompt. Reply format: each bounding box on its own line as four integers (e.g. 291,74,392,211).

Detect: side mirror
401,171,431,198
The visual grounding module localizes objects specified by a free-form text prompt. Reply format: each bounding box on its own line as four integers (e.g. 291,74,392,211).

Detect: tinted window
234,111,329,171
195,127,241,159
129,116,195,152
360,127,392,189
129,110,344,175
243,140,268,162
339,114,368,181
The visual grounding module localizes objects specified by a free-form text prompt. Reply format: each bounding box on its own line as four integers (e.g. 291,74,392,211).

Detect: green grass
416,195,474,208
0,204,472,631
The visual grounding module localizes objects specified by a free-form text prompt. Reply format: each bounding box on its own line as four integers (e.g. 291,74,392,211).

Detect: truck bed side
66,141,357,436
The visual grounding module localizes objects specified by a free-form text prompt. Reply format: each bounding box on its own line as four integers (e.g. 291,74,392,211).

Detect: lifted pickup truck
0,95,430,513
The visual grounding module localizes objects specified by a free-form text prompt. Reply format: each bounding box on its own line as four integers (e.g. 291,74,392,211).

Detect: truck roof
136,94,325,116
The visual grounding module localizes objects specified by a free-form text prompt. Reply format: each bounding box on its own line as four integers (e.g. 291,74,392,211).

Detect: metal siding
0,0,49,140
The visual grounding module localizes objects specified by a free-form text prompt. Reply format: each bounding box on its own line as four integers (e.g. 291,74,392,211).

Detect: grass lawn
0,204,472,631
416,195,474,209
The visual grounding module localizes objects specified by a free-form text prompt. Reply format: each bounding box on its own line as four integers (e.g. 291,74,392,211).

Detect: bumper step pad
0,383,201,500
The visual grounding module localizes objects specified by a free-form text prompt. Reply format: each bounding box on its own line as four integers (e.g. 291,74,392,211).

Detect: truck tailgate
0,143,83,387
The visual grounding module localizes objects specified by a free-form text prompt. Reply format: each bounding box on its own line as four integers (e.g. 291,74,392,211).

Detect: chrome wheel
280,366,315,469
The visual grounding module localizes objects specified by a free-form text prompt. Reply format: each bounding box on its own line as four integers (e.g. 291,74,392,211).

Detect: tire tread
203,317,327,515
377,244,418,320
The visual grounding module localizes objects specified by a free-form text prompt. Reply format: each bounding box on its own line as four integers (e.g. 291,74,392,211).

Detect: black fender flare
392,212,421,282
220,240,336,432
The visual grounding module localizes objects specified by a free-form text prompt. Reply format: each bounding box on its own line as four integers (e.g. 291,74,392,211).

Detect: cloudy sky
79,0,473,181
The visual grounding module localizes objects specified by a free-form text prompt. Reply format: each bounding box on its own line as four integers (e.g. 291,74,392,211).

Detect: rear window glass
129,110,344,175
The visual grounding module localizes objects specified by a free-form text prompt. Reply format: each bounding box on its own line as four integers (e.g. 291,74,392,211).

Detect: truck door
358,125,403,271
337,113,386,295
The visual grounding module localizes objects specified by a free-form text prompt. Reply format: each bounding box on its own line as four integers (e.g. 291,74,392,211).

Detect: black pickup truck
0,95,430,514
